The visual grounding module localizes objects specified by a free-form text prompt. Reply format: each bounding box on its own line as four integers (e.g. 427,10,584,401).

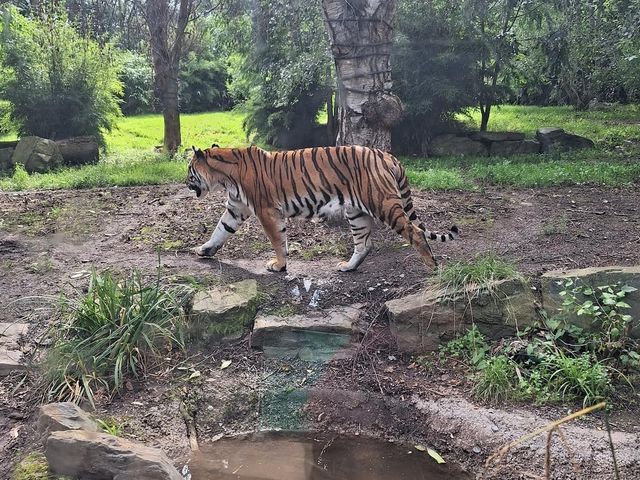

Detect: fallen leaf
414,444,426,452
10,425,21,438
188,370,201,380
220,360,232,370
427,448,446,464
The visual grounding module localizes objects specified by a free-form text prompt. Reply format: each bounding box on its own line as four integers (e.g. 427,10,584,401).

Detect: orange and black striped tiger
186,145,458,272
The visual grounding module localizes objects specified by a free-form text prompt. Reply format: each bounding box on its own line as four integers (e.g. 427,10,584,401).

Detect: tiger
186,144,458,273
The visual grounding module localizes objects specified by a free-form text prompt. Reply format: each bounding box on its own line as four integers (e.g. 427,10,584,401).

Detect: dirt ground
1,183,639,479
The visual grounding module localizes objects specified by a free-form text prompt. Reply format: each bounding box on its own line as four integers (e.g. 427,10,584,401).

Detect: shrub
392,0,478,154
473,355,520,402
45,269,191,406
0,7,122,146
179,52,232,113
120,51,155,115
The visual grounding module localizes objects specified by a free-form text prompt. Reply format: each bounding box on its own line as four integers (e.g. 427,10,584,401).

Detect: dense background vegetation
0,0,638,154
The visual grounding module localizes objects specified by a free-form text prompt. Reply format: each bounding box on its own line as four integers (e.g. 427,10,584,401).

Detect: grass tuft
437,254,520,293
44,268,192,406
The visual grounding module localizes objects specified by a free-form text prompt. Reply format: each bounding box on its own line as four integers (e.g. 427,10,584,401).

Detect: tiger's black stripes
186,145,458,272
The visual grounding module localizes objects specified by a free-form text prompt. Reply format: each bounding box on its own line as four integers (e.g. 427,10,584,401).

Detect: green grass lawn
1,105,639,191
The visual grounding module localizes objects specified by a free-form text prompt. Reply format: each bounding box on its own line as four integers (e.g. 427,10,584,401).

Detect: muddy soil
1,183,639,479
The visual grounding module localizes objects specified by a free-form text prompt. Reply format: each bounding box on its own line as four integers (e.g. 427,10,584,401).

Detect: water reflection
188,432,469,480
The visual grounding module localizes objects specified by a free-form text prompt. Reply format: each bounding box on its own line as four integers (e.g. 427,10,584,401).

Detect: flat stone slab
46,430,182,480
188,279,259,341
38,402,98,435
542,266,640,336
471,131,526,142
251,305,362,360
0,323,28,375
386,279,539,353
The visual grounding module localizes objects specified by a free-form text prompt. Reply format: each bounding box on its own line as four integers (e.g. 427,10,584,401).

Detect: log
55,136,99,166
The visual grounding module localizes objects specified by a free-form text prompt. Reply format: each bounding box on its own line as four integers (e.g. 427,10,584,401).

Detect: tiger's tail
393,161,459,242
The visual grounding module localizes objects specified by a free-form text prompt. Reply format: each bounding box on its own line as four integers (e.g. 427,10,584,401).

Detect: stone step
251,304,362,361
0,322,28,376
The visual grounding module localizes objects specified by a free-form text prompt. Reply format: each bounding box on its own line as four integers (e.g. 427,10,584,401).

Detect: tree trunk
146,0,187,155
322,0,402,150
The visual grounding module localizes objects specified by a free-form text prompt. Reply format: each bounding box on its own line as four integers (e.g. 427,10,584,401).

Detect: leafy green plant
44,269,191,406
441,324,490,367
96,417,124,436
536,351,613,407
472,355,520,402
558,279,640,360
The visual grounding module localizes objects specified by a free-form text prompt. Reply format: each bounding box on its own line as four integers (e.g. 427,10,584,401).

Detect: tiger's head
186,143,226,198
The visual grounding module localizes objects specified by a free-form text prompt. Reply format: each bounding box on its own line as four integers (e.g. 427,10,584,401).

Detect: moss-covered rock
187,279,259,343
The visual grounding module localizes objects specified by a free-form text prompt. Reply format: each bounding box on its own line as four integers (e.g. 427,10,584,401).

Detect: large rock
542,266,640,337
46,430,182,480
428,134,488,157
188,279,259,342
0,322,28,375
471,131,526,142
536,127,594,153
490,140,541,156
11,136,64,173
38,402,98,435
0,147,14,172
386,279,539,353
55,136,99,166
251,304,361,360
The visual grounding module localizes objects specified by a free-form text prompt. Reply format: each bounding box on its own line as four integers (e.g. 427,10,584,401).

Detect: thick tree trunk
160,71,182,154
322,0,402,150
146,0,188,155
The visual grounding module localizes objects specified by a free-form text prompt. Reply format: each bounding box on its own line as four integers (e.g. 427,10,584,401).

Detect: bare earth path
1,183,639,478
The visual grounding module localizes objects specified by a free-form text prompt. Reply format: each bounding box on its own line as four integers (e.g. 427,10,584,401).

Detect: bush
0,7,122,146
45,269,190,405
392,0,478,154
179,51,232,113
120,51,154,115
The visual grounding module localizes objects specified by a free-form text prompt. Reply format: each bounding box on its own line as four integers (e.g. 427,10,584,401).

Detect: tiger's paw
337,261,357,272
265,259,287,272
194,245,218,257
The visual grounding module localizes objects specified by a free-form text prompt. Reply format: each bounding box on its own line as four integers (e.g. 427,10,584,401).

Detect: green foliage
392,0,477,153
96,417,124,436
241,0,332,148
44,269,191,406
179,52,231,113
0,7,122,146
120,51,154,116
472,355,520,402
557,279,639,372
441,324,490,367
11,453,51,480
437,254,520,292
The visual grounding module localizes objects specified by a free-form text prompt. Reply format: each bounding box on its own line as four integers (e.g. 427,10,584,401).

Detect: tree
321,0,402,150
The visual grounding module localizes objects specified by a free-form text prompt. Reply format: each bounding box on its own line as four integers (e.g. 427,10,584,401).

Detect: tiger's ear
211,143,219,149
193,147,205,160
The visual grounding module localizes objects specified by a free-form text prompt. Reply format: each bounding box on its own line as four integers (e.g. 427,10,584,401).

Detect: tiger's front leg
195,201,251,257
257,210,287,272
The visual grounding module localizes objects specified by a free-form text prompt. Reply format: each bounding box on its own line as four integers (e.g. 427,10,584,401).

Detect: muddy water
187,432,469,480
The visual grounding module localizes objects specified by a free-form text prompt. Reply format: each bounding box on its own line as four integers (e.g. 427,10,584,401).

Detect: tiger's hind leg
258,209,288,272
338,208,374,272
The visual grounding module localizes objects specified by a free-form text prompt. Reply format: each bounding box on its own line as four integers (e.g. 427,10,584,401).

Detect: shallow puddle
187,432,469,480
